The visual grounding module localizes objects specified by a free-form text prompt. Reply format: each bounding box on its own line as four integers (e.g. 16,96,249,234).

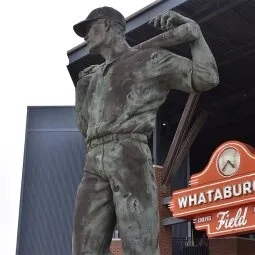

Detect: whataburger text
177,179,255,209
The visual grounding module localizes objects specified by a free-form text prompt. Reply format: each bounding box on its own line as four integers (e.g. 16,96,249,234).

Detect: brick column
110,239,123,255
154,165,172,255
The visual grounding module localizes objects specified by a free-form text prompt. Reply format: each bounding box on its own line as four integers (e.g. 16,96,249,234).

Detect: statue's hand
78,65,99,80
149,10,197,31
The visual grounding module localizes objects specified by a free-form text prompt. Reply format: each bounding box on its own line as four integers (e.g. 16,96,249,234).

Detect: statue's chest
87,63,141,122
90,64,137,104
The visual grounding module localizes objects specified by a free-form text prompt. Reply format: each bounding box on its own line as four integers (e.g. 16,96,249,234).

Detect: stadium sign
170,141,255,237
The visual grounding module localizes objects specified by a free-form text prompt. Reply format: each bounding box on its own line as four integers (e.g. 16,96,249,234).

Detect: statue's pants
72,133,159,255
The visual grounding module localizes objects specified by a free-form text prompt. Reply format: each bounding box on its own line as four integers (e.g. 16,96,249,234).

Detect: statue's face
84,19,106,54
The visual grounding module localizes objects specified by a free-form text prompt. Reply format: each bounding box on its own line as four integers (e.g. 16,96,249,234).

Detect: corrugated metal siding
27,107,78,130
17,107,85,255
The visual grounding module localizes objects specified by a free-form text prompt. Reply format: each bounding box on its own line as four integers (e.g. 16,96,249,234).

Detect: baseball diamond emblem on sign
170,141,255,238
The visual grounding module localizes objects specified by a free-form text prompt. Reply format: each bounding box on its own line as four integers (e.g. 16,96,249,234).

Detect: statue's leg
72,147,116,255
105,141,160,255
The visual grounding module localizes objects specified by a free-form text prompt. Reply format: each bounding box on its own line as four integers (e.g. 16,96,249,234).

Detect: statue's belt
87,133,148,150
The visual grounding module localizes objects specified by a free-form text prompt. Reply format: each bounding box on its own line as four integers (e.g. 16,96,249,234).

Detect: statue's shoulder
123,47,171,62
129,48,178,68
131,47,175,58
129,47,159,55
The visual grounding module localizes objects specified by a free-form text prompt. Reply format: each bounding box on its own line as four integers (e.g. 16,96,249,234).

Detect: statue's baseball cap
73,6,126,38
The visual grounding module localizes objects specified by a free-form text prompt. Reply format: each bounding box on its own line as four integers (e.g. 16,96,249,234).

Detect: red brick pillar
110,239,123,255
154,165,172,255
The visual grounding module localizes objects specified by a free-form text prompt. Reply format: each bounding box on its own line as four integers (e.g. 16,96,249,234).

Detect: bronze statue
72,6,219,255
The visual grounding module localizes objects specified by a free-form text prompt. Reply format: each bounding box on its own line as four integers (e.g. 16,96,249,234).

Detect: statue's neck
101,38,131,63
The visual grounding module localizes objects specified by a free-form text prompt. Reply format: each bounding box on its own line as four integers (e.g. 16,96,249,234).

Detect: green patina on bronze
72,6,219,255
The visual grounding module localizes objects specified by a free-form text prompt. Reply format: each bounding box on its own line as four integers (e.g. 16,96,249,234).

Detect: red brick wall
209,237,255,255
110,165,172,255
209,237,238,255
237,237,255,255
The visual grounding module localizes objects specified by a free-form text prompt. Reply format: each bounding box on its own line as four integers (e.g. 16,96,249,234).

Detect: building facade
16,107,85,255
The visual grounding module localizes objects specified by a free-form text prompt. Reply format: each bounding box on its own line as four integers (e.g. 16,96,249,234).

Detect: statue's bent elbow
192,67,220,92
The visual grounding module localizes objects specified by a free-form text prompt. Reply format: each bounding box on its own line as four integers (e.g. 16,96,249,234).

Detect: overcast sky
0,0,153,254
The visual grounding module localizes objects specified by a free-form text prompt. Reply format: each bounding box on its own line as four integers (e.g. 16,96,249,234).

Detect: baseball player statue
72,6,219,255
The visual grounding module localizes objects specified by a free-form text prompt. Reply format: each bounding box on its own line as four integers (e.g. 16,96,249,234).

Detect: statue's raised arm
147,10,219,92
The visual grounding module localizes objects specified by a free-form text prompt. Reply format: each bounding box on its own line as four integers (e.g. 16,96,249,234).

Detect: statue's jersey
78,48,195,141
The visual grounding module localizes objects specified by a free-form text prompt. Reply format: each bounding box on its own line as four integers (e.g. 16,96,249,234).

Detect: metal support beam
168,110,208,179
162,94,200,184
153,116,161,165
